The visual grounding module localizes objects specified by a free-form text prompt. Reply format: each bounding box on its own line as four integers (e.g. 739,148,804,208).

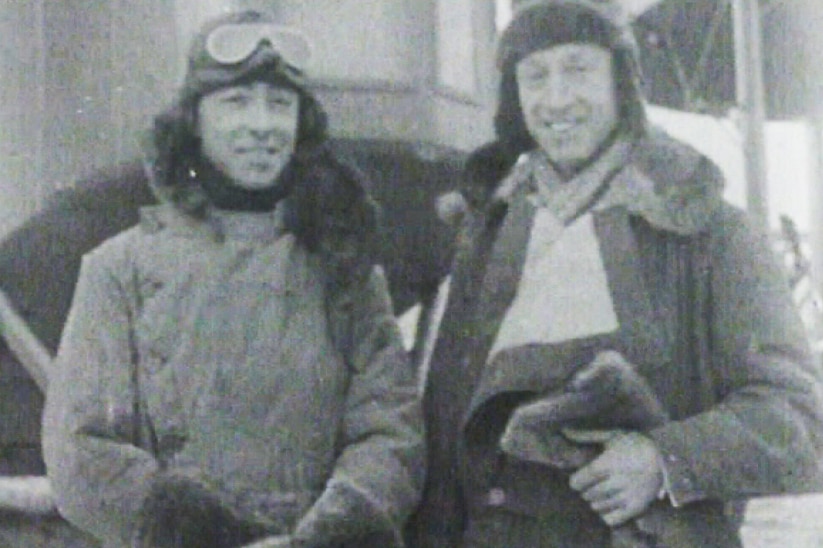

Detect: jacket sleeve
293,266,425,547
648,206,823,504
42,240,161,545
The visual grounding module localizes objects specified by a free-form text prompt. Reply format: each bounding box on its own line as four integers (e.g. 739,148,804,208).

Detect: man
409,1,823,546
43,10,423,548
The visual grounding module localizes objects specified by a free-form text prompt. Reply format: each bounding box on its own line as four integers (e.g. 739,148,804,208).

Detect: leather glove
132,473,268,548
500,350,668,469
292,482,403,548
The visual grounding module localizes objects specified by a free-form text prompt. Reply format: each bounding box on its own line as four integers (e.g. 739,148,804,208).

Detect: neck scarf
195,154,296,212
494,136,634,225
492,131,718,235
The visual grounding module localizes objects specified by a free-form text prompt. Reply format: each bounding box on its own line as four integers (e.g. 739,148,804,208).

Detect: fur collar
140,125,381,293
465,127,724,235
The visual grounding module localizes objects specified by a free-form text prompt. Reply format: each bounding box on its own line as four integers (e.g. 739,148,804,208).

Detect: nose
246,97,280,135
542,74,574,111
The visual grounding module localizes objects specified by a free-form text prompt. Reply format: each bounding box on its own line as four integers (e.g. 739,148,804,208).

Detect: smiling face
516,43,618,174
197,81,299,190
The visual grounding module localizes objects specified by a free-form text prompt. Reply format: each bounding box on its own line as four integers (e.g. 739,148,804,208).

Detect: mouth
232,146,286,174
236,147,291,170
236,146,279,155
538,119,581,134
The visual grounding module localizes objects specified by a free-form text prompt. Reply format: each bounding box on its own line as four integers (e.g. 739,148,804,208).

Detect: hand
568,431,663,527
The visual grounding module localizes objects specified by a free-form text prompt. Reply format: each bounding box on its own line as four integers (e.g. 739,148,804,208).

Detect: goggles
205,23,311,70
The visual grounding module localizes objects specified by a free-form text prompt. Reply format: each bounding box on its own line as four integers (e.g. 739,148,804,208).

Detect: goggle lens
205,23,311,69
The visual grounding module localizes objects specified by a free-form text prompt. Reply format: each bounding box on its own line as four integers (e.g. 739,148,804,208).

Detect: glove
292,482,403,548
132,473,268,548
500,350,668,469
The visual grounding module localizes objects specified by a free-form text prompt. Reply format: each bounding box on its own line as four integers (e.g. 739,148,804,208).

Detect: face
197,81,299,190
516,43,618,173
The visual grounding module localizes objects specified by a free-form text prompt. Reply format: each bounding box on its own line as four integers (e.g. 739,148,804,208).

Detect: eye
518,66,548,89
268,94,296,108
266,93,298,109
219,92,251,106
565,61,590,73
562,61,596,81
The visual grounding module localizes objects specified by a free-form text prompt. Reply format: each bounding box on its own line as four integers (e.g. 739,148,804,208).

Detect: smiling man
514,42,618,177
197,83,300,192
410,0,823,547
43,10,423,548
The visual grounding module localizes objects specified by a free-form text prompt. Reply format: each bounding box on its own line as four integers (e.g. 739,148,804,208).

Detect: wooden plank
0,476,55,515
0,289,52,391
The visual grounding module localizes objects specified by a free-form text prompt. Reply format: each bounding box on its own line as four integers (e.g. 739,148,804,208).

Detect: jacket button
487,487,506,507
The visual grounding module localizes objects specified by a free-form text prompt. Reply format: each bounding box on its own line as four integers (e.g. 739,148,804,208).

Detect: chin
544,149,586,167
232,167,286,190
231,177,279,191
553,138,600,160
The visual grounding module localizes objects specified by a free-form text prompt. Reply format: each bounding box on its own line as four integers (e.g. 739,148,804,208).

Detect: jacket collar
138,202,287,243
486,127,723,235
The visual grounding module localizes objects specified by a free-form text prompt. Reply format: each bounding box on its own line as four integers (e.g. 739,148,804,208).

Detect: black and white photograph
1,1,822,546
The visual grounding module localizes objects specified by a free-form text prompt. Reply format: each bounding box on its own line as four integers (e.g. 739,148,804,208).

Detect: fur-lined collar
137,202,287,243
465,127,725,235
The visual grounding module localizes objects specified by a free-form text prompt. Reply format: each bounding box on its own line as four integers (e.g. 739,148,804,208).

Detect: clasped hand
567,430,663,526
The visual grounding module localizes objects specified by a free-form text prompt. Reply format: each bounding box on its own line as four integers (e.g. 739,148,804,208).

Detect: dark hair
147,87,378,263
284,145,381,270
145,10,379,291
145,81,329,216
